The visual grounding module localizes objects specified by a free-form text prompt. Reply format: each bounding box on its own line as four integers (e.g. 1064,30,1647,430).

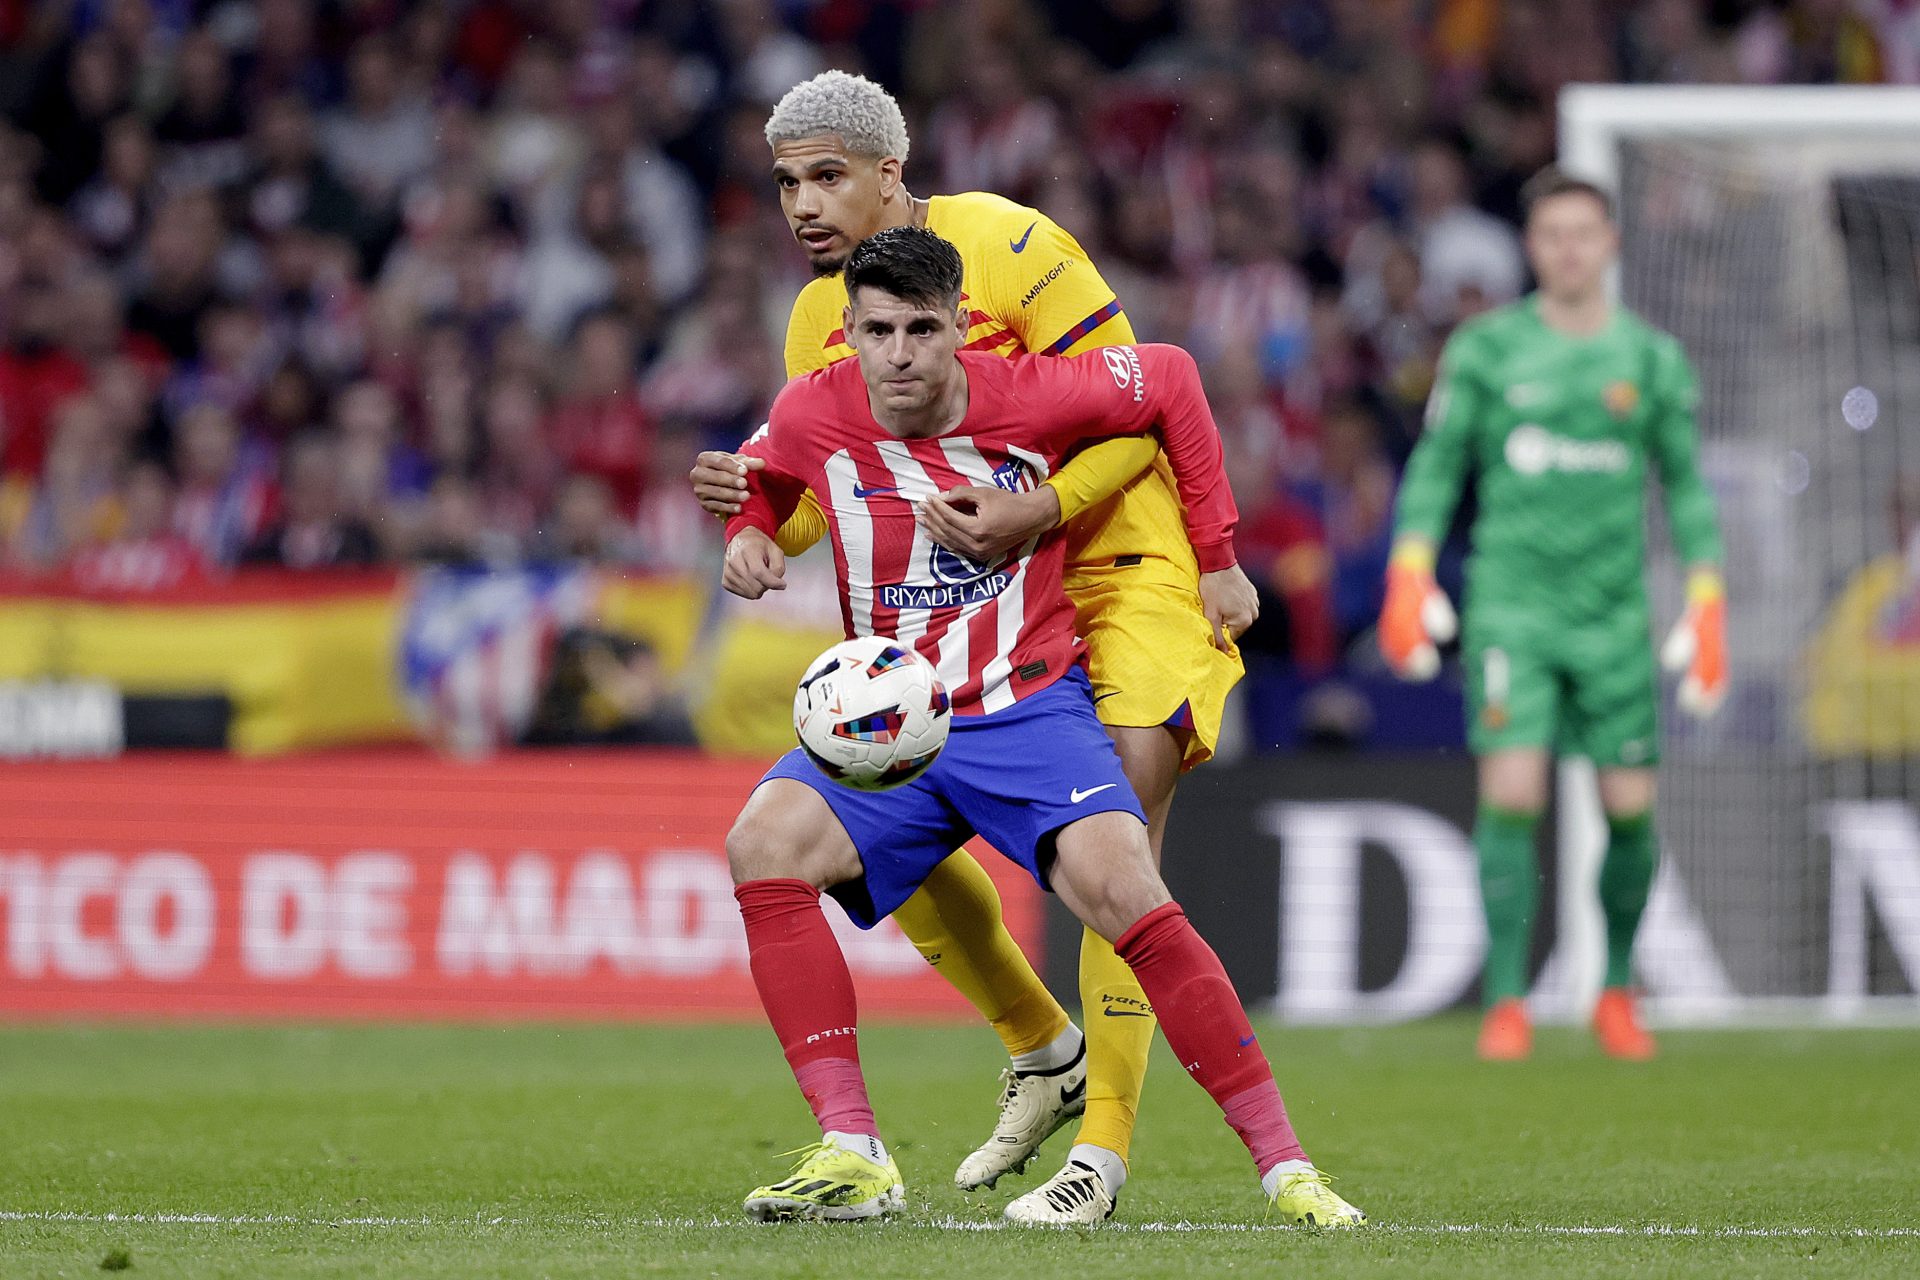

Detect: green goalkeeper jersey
1395,295,1722,632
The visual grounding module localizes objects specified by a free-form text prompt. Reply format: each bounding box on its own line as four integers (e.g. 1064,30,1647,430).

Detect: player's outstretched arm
916,484,1059,561
1043,435,1160,524
722,526,787,599
1647,340,1728,717
1379,335,1480,679
1098,344,1238,571
915,434,1162,561
691,451,829,558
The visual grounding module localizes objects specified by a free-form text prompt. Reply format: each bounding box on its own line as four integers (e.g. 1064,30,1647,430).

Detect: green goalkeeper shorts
1462,620,1660,767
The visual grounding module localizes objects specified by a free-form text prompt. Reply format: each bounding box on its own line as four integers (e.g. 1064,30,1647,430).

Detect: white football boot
952,1042,1087,1190
1004,1158,1116,1225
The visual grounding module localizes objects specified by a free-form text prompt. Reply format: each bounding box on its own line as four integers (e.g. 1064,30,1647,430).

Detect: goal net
1550,87,1920,1023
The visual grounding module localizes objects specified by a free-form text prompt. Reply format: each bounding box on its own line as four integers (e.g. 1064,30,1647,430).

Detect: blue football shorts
758,666,1147,928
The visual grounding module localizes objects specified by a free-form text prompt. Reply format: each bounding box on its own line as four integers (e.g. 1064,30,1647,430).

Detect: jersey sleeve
1646,336,1724,568
1025,344,1238,570
775,292,837,550
783,289,838,379
990,210,1150,521
1394,329,1485,547
1044,435,1161,523
723,395,810,544
774,492,830,557
996,211,1135,357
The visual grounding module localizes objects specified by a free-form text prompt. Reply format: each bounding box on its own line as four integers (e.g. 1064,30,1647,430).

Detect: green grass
0,1019,1915,1278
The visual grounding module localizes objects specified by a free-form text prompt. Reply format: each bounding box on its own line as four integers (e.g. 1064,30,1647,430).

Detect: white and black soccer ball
793,636,951,791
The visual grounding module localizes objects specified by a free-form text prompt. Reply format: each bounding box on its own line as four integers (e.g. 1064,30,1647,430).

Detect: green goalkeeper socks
1476,806,1541,1005
1599,811,1657,989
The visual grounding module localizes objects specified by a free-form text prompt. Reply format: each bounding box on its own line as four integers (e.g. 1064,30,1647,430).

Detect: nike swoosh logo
852,484,901,499
1239,1034,1257,1047
1070,784,1118,804
1103,1008,1152,1018
1062,1077,1086,1105
1091,690,1122,704
1010,220,1037,253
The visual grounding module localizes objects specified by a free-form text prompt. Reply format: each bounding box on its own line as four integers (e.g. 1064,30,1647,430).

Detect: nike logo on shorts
1070,784,1118,804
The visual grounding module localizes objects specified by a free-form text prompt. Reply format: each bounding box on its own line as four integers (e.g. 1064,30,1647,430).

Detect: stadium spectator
1313,396,1397,646
321,35,435,215
2,394,120,568
69,112,157,262
546,308,651,513
242,429,378,568
0,280,91,477
67,456,208,592
170,399,273,565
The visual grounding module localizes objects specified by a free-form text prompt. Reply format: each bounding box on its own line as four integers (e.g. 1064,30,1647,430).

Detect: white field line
1,1210,1916,1240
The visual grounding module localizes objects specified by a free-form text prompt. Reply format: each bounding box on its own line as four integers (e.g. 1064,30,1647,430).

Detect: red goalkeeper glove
1661,569,1728,719
1378,541,1457,681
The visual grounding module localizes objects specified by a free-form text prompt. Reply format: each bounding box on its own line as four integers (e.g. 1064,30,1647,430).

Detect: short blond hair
765,70,909,163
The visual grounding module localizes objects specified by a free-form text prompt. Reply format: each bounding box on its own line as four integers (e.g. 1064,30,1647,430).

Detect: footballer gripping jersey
782,192,1200,587
727,346,1238,716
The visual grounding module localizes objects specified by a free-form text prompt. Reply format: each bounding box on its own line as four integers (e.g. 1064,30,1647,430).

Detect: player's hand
916,485,1060,562
1378,541,1457,680
1661,569,1727,718
722,526,786,599
691,451,765,517
1199,563,1258,652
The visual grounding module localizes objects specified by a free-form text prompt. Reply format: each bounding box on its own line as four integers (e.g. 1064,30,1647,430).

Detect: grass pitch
0,1018,1915,1278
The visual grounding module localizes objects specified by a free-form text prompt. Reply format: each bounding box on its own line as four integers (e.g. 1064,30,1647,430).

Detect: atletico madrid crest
1603,380,1640,419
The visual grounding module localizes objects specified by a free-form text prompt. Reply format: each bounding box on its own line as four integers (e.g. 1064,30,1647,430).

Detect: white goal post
1535,86,1920,1026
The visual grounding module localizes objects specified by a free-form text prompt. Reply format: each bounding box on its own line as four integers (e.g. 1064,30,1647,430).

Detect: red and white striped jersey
726,344,1238,716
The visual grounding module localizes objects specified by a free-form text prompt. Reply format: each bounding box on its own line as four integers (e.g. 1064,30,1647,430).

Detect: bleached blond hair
764,70,910,163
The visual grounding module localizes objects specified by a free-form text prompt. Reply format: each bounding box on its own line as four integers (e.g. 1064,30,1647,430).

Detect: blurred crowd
0,0,1908,663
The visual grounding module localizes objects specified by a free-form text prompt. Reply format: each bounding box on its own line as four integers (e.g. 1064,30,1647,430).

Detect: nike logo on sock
1070,784,1118,804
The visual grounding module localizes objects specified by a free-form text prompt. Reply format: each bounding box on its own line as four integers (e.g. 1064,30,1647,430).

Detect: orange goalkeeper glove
1378,541,1457,681
1660,569,1728,718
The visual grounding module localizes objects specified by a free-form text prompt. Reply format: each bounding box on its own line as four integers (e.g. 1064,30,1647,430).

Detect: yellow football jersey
778,191,1197,587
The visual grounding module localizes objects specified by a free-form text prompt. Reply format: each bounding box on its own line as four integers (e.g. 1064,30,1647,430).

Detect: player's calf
1040,813,1369,1227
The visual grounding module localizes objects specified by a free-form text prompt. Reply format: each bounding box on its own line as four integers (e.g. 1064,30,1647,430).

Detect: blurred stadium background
0,0,1918,1036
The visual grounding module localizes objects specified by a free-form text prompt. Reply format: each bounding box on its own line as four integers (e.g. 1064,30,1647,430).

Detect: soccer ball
794,636,951,791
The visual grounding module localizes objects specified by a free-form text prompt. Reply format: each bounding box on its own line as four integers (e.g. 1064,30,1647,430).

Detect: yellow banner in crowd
0,571,732,757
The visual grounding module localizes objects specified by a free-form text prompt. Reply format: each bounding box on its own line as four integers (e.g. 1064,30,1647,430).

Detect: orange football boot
1476,998,1532,1061
1593,987,1657,1061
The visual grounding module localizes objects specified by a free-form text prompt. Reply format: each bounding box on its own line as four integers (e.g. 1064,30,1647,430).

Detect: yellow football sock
891,850,1071,1058
1073,926,1154,1165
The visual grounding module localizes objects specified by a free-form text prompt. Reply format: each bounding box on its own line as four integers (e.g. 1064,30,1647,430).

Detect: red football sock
1115,902,1306,1173
735,878,878,1138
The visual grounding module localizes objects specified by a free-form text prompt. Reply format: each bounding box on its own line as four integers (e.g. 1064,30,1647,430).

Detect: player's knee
724,811,784,885
1598,768,1657,819
1480,770,1548,815
727,793,808,884
1051,818,1171,939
